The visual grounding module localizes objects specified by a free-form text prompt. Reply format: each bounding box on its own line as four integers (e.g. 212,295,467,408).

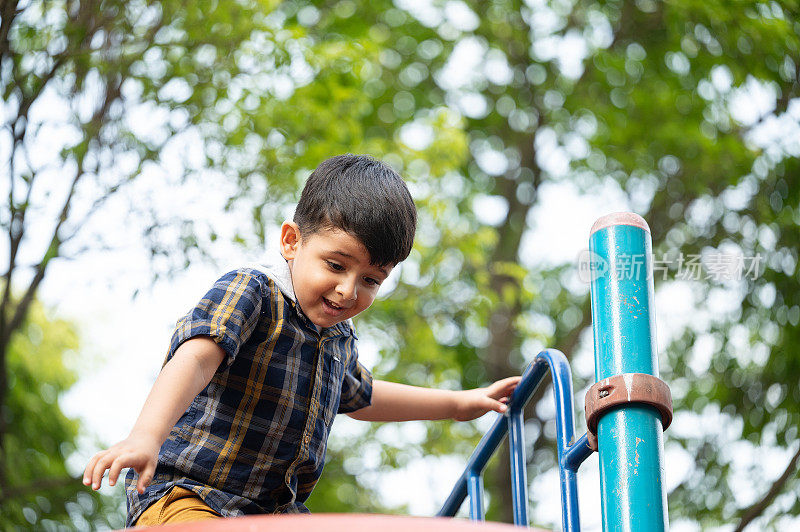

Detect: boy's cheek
354,297,377,316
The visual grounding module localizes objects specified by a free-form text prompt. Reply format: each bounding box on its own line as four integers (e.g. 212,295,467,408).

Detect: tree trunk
483,131,539,522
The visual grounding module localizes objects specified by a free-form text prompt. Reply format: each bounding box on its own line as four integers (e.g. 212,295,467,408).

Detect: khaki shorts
136,486,221,527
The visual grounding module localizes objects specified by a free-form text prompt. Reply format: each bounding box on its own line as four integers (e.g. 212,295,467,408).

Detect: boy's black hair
294,154,417,267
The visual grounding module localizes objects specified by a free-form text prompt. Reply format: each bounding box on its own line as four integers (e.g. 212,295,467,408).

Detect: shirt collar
245,253,355,338
245,253,296,303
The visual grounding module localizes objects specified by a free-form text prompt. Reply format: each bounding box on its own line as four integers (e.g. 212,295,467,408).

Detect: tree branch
0,157,84,494
5,166,84,344
0,0,20,62
733,443,800,532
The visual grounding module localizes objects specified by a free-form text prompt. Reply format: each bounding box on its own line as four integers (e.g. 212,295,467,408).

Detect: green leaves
6,0,800,527
1,303,120,529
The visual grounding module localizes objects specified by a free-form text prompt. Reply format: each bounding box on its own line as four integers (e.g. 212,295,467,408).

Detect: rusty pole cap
584,373,672,451
590,212,651,236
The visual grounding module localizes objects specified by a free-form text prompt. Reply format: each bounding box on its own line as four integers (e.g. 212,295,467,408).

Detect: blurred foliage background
2,0,799,529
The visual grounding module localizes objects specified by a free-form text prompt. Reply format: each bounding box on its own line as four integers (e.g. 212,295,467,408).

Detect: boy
84,154,520,526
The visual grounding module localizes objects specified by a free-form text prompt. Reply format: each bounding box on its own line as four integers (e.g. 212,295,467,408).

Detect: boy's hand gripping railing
436,348,593,531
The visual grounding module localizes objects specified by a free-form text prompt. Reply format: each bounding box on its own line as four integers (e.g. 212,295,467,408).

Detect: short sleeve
337,337,373,414
167,269,266,367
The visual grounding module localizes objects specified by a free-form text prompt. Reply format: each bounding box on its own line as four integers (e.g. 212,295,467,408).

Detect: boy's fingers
84,450,109,481
83,453,101,485
84,451,105,486
108,454,130,486
497,376,520,388
489,377,521,398
91,455,112,490
485,397,506,413
137,465,154,494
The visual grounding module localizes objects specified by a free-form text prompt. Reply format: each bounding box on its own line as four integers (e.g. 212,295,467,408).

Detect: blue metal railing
438,213,670,531
437,349,593,531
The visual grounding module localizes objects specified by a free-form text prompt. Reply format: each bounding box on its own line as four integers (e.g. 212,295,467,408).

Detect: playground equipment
438,212,673,531
136,213,671,532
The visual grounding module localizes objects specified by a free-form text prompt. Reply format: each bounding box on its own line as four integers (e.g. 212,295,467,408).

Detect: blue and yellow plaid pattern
124,267,372,526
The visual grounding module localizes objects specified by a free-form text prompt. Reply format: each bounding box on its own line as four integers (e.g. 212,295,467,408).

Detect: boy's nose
336,277,357,300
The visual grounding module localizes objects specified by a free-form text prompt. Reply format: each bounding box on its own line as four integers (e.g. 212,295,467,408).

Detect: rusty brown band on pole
584,373,673,451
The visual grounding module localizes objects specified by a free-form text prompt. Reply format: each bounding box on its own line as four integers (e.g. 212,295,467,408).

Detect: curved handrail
437,349,594,531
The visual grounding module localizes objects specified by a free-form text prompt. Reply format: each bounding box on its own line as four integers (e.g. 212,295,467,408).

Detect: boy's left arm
347,377,521,422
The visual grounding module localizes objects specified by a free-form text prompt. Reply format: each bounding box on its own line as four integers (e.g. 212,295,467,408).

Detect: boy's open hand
83,433,160,494
452,376,521,421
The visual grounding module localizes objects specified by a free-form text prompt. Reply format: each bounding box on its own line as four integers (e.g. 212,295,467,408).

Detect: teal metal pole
588,213,668,532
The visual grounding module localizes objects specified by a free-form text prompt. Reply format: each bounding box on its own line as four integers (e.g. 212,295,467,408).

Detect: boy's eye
364,277,380,286
326,260,344,271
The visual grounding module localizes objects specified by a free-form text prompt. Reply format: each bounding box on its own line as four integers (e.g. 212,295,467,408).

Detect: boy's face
280,222,392,328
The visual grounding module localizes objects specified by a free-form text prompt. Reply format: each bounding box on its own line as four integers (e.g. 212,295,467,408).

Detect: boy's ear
280,221,301,260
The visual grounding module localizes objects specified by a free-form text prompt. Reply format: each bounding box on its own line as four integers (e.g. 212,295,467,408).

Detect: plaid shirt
124,260,373,526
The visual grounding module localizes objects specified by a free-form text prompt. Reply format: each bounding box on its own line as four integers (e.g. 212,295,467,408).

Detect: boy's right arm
83,336,225,494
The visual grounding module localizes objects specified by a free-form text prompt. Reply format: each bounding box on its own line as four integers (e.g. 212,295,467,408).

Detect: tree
1,0,462,522
281,1,800,528
1,0,462,521
0,0,399,499
0,0,258,492
561,2,800,528
7,0,800,528
0,301,120,530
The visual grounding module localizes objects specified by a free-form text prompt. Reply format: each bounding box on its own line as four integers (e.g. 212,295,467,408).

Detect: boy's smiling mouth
322,297,347,315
